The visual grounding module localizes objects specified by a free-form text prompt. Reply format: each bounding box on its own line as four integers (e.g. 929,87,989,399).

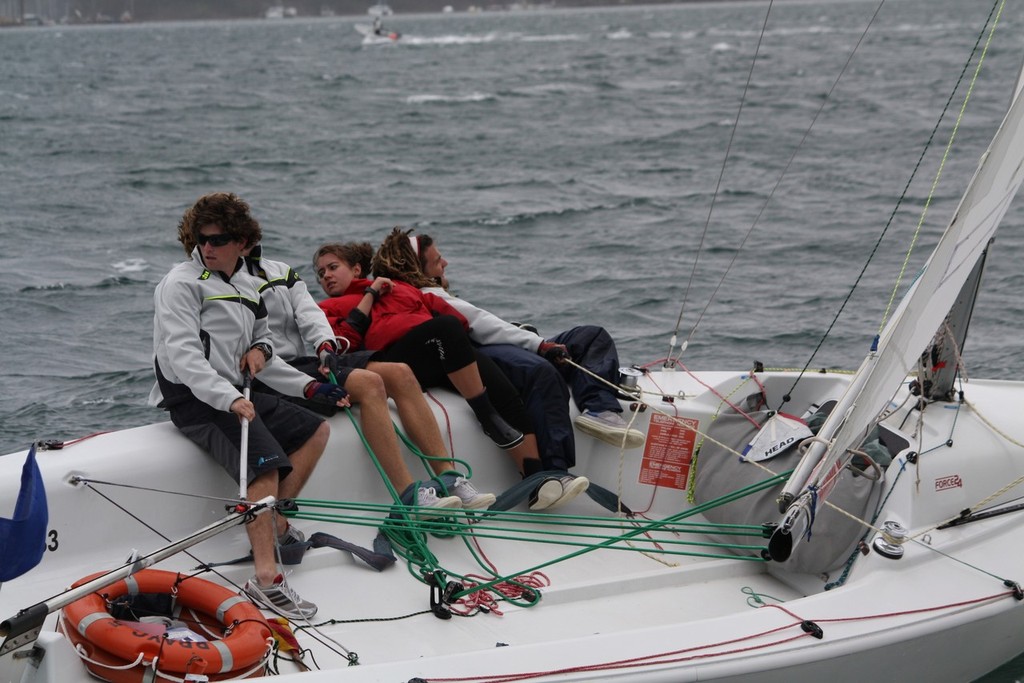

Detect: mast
919,245,990,401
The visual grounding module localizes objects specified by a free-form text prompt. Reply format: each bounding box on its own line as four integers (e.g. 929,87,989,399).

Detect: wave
506,82,599,97
467,195,661,228
405,92,496,105
19,276,148,293
519,33,585,43
401,33,500,46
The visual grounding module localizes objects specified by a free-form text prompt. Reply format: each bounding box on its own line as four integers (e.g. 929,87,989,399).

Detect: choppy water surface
3,4,1024,674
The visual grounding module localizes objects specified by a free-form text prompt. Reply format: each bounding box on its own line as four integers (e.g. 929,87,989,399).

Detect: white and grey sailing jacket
243,247,336,361
422,285,543,352
148,249,308,413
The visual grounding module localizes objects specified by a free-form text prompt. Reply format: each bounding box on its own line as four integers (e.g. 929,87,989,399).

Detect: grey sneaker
276,524,308,565
574,410,645,449
449,476,496,510
242,573,317,620
278,524,305,545
398,484,462,520
530,474,590,511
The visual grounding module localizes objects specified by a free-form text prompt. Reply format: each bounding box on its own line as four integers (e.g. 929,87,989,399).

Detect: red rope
419,589,1019,682
426,390,457,460
450,533,550,616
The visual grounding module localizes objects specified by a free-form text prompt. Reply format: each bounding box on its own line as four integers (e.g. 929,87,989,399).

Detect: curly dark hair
177,192,262,255
312,242,374,280
372,226,442,289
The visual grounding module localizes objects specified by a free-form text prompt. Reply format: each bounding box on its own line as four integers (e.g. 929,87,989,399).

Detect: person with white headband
373,227,645,509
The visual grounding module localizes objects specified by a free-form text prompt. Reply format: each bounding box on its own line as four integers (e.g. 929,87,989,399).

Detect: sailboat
5,5,1024,683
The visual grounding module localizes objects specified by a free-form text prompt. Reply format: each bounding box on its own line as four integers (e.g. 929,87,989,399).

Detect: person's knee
375,362,416,390
296,422,330,464
344,369,388,403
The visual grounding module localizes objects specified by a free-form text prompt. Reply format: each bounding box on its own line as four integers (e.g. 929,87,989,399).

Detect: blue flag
0,445,49,582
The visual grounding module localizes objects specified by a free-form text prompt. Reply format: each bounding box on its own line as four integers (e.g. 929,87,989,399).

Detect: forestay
771,28,1024,560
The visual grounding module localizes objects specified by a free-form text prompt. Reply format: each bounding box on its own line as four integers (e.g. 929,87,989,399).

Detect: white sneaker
398,484,462,520
529,478,563,511
242,573,317,620
449,476,496,510
574,410,645,449
530,474,590,511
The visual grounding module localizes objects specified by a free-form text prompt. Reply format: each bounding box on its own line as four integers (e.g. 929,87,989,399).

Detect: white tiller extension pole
239,371,252,501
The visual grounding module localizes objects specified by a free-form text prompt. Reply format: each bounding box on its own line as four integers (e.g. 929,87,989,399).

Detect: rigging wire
680,0,889,368
877,0,1006,333
777,0,1004,407
667,0,776,365
669,0,888,364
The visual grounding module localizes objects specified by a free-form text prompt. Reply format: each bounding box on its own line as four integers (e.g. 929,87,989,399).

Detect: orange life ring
59,569,271,682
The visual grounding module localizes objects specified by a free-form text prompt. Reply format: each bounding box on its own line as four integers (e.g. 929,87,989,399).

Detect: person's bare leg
344,369,416,494
274,420,329,537
247,471,282,586
368,361,453,475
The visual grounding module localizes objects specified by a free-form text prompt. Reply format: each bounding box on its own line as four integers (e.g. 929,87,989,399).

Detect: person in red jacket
314,241,528,456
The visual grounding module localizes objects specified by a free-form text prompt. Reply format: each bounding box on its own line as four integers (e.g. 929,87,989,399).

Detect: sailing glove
304,381,348,406
538,341,570,363
317,341,343,382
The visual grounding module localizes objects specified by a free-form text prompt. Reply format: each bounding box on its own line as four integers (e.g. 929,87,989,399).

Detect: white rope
72,642,147,670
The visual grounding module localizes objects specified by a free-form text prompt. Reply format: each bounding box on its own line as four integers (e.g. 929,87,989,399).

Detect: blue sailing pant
479,325,623,472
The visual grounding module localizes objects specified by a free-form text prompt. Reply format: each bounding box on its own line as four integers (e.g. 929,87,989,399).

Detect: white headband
408,235,419,256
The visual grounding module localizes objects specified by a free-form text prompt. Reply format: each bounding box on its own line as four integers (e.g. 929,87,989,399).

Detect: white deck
5,370,1024,682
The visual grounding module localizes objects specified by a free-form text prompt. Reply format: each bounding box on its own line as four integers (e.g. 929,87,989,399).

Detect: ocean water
2,0,1024,677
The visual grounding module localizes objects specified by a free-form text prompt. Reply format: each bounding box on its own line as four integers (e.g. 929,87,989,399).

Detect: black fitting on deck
427,570,463,620
801,620,824,639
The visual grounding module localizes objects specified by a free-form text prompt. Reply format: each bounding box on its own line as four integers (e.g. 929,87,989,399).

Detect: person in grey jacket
151,192,349,621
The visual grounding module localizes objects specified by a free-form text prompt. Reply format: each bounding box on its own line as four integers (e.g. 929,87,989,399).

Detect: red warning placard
639,413,699,490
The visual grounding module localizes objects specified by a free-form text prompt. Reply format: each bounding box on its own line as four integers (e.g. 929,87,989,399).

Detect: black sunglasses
196,233,235,248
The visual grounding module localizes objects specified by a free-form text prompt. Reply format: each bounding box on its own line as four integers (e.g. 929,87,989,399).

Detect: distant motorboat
355,21,401,44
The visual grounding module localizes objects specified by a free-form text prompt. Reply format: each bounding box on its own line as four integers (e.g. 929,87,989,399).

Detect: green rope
337,407,449,579
742,586,787,608
298,395,795,609
293,468,792,606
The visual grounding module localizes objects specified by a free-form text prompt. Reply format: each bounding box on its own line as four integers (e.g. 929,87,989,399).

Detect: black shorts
172,391,323,485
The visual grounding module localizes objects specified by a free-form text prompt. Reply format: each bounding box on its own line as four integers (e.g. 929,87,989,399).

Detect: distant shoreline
0,0,741,27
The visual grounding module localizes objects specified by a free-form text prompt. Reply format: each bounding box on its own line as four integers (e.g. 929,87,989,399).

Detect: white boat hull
4,369,1024,681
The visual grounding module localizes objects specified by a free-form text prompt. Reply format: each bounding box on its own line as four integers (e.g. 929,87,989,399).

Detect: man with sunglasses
150,192,346,621
174,215,496,517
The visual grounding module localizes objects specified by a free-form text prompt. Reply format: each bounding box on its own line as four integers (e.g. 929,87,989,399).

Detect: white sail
770,60,1024,560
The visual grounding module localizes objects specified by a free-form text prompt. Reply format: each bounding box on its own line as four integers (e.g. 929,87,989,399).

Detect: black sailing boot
466,390,524,450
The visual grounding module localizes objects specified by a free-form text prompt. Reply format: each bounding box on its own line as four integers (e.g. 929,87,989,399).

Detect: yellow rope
877,0,1006,333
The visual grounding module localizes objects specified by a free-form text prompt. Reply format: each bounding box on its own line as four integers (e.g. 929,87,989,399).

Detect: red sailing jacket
318,278,469,352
